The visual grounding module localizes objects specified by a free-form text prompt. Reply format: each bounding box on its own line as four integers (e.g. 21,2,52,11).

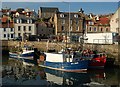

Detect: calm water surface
1,55,120,87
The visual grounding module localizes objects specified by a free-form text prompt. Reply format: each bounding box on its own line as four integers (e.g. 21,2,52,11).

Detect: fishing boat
80,50,107,69
9,45,36,64
37,48,89,72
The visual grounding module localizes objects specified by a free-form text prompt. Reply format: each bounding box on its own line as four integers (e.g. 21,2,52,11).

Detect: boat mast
63,1,70,49
80,8,85,51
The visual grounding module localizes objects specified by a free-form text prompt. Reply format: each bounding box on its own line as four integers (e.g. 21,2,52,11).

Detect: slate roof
40,7,59,13
57,12,85,19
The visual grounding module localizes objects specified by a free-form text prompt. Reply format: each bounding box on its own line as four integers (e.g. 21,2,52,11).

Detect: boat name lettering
71,62,78,65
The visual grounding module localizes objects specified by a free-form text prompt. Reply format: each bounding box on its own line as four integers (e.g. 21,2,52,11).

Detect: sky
1,1,119,15
1,0,120,2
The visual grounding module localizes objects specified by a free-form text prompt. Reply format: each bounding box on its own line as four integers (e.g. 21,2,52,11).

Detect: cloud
1,0,120,2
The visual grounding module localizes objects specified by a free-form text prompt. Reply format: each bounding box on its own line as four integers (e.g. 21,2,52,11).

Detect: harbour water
1,55,120,87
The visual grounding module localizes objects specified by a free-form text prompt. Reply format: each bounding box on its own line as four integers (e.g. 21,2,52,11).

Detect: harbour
1,41,120,86
1,55,120,87
2,40,119,67
0,2,120,86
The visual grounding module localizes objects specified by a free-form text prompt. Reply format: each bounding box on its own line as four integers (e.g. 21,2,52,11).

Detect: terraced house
54,9,86,36
0,8,15,40
86,14,111,33
13,8,37,41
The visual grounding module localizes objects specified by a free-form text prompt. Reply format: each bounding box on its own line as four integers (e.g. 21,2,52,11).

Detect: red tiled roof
97,17,110,25
1,17,8,23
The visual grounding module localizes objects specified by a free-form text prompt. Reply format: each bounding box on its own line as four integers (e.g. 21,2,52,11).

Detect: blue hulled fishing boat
38,48,89,72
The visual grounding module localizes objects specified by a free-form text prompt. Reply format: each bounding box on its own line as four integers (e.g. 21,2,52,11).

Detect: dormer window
74,14,78,18
27,12,29,15
88,21,94,25
22,11,25,13
60,14,64,18
16,12,19,17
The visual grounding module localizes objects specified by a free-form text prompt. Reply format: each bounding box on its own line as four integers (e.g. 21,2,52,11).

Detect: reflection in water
2,59,120,86
45,68,91,86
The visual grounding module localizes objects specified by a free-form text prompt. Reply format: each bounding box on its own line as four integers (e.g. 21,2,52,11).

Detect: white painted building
0,27,15,40
14,17,36,39
14,23,36,38
83,33,113,44
110,7,120,33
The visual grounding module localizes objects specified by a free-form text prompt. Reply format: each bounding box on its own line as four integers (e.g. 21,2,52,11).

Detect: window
61,20,65,24
101,28,103,31
76,20,79,25
74,14,78,18
27,12,29,15
106,28,109,32
94,27,97,31
11,34,13,38
3,28,6,32
116,28,119,33
29,26,31,31
18,33,21,37
20,19,22,23
27,19,30,23
88,21,94,25
89,27,92,31
11,28,13,32
16,19,19,23
70,26,72,31
4,34,6,38
61,26,65,31
60,14,64,17
23,26,26,31
8,34,9,38
76,26,79,31
70,20,72,24
18,26,21,31
30,20,32,23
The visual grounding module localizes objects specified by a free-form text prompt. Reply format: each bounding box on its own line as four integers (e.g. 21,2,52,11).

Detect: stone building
54,11,86,36
38,7,59,19
36,21,54,39
110,7,120,33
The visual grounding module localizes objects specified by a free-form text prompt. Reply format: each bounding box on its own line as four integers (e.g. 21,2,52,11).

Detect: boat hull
39,60,89,72
9,51,36,64
88,58,106,69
